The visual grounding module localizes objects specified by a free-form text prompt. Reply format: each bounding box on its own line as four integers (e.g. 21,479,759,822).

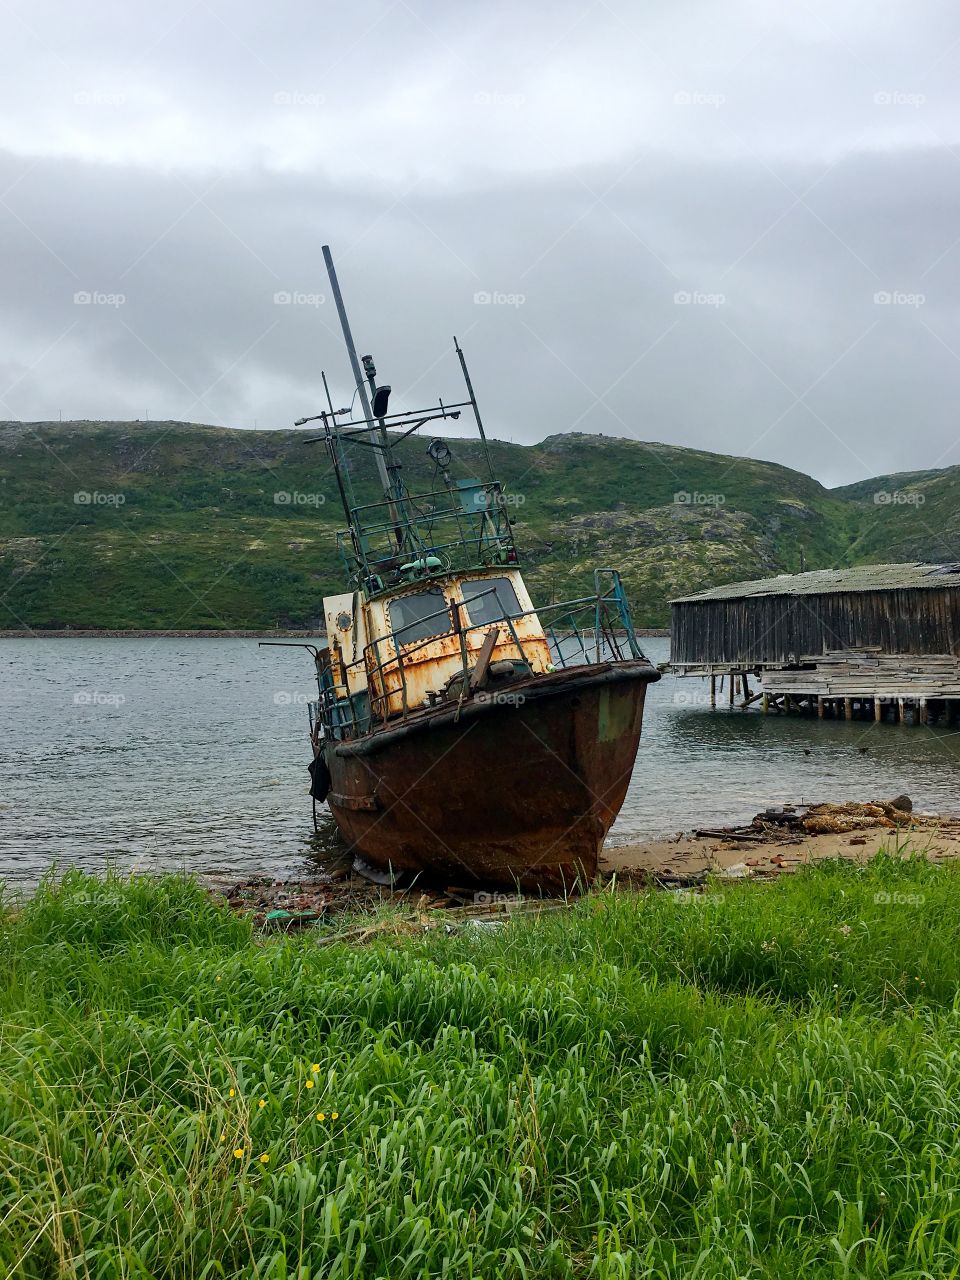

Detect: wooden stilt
844,697,853,721
728,674,735,707
897,697,905,724
761,692,769,715
710,675,716,708
874,697,882,722
817,696,824,719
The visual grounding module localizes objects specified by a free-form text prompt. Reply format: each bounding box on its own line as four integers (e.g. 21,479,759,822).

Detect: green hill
833,465,960,565
0,419,953,630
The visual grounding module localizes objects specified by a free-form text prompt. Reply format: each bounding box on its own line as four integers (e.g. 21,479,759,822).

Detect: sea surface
3,636,959,888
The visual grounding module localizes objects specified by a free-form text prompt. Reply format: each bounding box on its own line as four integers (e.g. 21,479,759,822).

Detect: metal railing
317,570,646,742
336,482,518,594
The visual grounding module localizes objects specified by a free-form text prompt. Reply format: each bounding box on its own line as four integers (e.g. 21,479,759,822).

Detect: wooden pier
669,563,960,724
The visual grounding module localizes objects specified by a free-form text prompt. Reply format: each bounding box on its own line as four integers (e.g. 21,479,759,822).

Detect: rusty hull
322,659,659,891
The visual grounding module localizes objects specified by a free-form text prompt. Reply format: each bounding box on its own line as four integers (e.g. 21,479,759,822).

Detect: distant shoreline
0,627,673,639
0,629,320,639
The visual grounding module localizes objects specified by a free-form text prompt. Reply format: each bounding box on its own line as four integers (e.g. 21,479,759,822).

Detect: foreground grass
2,857,960,1279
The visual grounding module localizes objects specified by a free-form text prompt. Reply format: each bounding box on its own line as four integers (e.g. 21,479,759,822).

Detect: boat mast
321,246,402,524
454,335,497,485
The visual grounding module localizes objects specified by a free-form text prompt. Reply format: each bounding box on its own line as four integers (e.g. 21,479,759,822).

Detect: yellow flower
305,1080,314,1090
215,975,222,983
228,1088,236,1098
259,1153,270,1164
317,1112,326,1121
233,1148,244,1159
331,1111,339,1120
220,1132,226,1142
311,1063,320,1073
258,1099,266,1109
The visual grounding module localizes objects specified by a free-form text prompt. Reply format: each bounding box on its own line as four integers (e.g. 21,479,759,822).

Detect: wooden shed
670,562,960,722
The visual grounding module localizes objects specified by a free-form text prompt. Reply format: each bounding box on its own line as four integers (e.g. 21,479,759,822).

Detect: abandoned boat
293,246,660,891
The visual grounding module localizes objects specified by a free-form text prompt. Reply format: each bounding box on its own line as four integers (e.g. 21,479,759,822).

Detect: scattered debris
206,795,959,944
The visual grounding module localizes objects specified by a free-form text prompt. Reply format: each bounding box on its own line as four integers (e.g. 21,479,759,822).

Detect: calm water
2,636,958,888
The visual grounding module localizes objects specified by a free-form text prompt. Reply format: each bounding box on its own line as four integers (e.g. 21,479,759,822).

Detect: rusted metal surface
369,574,552,719
320,659,659,892
324,570,555,720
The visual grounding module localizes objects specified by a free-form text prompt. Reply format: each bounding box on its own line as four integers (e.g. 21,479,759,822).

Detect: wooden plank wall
671,588,960,666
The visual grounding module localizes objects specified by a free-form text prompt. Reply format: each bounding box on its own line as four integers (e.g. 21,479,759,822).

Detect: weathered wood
672,582,960,669
469,627,501,691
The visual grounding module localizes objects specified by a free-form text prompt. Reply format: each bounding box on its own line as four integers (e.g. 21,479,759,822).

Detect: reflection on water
2,636,958,886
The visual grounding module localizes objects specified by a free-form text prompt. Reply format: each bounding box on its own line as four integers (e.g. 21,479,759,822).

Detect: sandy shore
602,813,960,883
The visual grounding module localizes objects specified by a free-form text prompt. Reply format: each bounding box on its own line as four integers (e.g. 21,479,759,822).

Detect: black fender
307,751,331,801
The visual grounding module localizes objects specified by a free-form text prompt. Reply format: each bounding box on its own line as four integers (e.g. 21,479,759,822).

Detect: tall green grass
2,857,960,1278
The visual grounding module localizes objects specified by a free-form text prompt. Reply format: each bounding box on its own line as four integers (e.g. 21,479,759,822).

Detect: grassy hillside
834,464,960,566
0,418,943,629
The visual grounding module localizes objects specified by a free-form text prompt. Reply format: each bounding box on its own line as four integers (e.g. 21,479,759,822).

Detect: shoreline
200,802,960,926
0,627,671,639
6,804,958,910
602,814,960,882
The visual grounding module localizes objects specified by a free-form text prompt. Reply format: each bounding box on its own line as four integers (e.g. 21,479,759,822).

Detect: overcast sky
2,0,960,485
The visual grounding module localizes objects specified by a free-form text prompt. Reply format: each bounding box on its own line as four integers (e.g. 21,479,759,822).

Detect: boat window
461,577,523,627
389,589,448,647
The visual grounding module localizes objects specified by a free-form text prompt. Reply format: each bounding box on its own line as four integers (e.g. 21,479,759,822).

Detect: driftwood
695,828,765,842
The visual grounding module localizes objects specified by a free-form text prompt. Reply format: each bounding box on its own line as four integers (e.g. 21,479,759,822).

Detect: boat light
427,439,452,468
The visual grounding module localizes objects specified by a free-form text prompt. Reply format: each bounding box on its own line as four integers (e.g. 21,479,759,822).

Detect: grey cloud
1,1,960,485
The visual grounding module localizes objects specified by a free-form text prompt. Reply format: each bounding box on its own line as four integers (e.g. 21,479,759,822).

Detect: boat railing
321,570,645,738
337,482,518,591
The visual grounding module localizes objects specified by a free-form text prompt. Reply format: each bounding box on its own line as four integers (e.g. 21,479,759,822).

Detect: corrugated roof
671,561,960,604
